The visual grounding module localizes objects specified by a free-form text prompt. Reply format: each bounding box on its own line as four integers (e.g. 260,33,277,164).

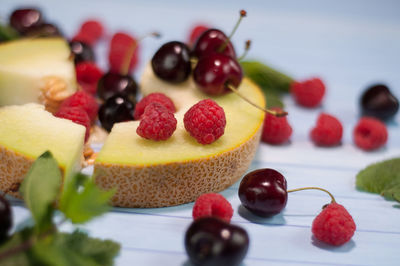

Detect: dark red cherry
192,29,236,59
361,84,399,121
193,53,242,95
9,8,43,34
185,217,249,266
151,41,191,83
98,94,135,132
23,23,62,37
238,168,288,217
0,195,12,243
97,72,138,103
69,40,95,64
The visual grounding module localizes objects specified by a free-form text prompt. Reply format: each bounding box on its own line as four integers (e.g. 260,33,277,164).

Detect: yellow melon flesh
94,65,265,208
0,38,77,106
0,104,85,196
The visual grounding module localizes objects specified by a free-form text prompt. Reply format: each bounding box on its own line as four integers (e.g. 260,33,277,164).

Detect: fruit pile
185,168,357,265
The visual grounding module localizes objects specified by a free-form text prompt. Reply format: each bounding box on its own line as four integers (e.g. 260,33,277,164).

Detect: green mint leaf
0,228,33,266
20,151,62,233
356,158,400,203
31,231,120,266
60,174,114,224
0,24,19,41
241,60,294,98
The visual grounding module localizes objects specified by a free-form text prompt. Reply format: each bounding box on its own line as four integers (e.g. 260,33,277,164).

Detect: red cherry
9,8,43,34
187,24,209,47
193,53,242,95
192,29,236,59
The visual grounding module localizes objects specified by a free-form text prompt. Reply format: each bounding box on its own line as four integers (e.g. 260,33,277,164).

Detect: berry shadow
237,205,286,225
311,236,355,252
182,260,245,266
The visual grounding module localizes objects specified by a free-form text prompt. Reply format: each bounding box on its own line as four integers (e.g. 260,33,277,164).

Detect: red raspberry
310,113,343,146
261,107,292,145
353,117,388,151
192,193,233,223
134,93,176,120
136,102,177,141
108,32,139,75
59,91,99,123
312,202,356,246
75,62,103,95
291,78,326,108
188,24,209,47
72,19,104,45
55,107,91,142
184,99,226,145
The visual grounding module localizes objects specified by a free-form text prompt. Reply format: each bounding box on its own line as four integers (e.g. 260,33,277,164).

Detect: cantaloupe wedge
94,65,265,207
0,104,85,197
0,38,77,111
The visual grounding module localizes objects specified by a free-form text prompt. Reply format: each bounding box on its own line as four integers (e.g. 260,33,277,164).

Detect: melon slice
94,64,265,207
0,38,77,110
0,104,85,197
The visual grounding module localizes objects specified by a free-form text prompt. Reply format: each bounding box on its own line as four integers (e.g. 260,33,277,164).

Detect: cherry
9,8,43,34
360,84,399,121
193,53,242,95
192,29,236,59
98,94,135,132
69,40,95,64
97,72,138,103
151,41,191,83
238,168,288,217
0,194,12,243
188,24,209,47
185,217,249,266
23,23,62,38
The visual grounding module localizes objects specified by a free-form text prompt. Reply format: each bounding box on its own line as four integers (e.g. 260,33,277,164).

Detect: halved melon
0,104,85,197
0,38,77,110
94,65,265,207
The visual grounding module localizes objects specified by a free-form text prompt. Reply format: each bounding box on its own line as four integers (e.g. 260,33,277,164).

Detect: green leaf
0,228,33,266
356,158,400,203
31,231,120,266
20,151,62,233
0,24,19,41
60,174,115,224
241,60,294,97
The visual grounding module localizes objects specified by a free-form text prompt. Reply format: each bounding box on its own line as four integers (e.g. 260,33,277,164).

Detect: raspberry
188,24,209,47
261,107,292,145
192,193,233,223
136,102,177,141
353,117,388,151
184,99,226,145
55,107,91,142
59,91,99,123
312,203,356,246
72,19,104,45
291,78,326,108
310,113,343,146
134,93,176,120
109,32,139,74
75,62,103,95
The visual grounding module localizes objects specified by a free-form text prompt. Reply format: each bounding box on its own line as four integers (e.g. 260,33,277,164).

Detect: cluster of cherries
6,8,61,39
151,11,245,96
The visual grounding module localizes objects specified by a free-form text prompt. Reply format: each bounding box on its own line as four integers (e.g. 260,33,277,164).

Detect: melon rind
0,104,85,197
94,127,261,207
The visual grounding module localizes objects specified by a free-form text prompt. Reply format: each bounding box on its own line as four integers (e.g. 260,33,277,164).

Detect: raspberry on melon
0,38,77,108
0,104,85,197
94,64,265,207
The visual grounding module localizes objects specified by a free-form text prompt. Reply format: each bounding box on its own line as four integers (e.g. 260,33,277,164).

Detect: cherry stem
120,31,161,76
287,187,336,203
227,83,288,117
237,40,251,61
218,9,247,53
